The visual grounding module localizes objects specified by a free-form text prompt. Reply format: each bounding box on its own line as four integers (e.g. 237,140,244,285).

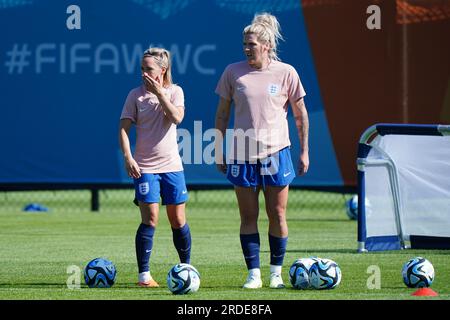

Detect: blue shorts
227,147,296,188
133,171,188,206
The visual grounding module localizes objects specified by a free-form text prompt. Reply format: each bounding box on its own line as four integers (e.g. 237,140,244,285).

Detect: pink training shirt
215,60,306,161
120,84,184,173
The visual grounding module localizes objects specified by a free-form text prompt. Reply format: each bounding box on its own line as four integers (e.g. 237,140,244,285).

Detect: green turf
0,189,449,300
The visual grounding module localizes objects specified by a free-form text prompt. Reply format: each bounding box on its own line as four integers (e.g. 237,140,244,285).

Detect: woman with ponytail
215,13,310,289
119,47,192,288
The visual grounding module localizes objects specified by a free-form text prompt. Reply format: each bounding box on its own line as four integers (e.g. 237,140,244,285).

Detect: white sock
248,268,261,278
138,271,151,283
270,265,282,275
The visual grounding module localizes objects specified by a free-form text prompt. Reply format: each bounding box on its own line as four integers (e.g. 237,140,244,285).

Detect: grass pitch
0,189,449,300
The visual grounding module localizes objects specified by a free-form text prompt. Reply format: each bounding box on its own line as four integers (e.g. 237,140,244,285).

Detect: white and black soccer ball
309,258,342,290
84,257,117,288
289,257,318,289
345,195,371,220
402,257,434,288
346,195,358,220
167,263,200,294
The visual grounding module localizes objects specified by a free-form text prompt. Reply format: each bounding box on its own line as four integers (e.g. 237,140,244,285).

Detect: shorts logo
268,84,280,96
138,182,149,195
231,165,240,178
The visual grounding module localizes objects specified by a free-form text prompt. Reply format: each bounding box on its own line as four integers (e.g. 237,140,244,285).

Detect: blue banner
0,0,342,186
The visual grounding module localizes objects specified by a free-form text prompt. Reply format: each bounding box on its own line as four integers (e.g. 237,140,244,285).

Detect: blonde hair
142,47,173,87
243,13,283,61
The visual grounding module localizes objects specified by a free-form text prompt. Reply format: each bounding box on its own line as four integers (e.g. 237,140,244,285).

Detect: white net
365,164,398,239
365,134,450,243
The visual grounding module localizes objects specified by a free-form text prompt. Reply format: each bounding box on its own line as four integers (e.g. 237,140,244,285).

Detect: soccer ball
345,195,371,220
167,263,200,294
402,257,434,288
309,258,342,290
84,257,117,288
289,257,318,289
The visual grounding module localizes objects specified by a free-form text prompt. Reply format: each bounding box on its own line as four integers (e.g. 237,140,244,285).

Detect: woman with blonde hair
119,47,191,287
215,13,310,289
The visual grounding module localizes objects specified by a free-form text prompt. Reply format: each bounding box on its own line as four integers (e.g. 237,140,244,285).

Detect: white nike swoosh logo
145,250,152,253
283,172,291,177
182,190,187,194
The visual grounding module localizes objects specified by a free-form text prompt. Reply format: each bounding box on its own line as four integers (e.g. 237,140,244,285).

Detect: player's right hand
125,158,141,179
216,163,227,174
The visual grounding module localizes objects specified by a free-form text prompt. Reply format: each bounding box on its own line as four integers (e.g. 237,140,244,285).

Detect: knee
268,207,287,224
141,221,158,229
142,216,158,228
169,213,186,229
170,220,184,229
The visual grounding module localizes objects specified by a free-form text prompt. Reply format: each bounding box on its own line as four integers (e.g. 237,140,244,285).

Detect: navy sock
135,223,155,273
172,223,191,264
240,233,260,270
268,234,288,266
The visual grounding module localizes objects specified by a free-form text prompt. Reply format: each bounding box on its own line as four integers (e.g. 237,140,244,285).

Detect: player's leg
134,173,161,287
228,162,262,288
166,203,192,264
263,185,289,289
136,202,160,287
264,185,289,236
160,172,191,264
261,147,295,288
235,185,262,288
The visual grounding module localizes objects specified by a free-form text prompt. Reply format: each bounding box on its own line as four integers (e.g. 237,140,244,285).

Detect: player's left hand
298,152,309,176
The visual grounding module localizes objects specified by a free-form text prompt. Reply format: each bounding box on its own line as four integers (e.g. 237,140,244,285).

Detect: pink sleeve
215,65,233,100
287,66,306,102
120,89,137,122
171,85,185,108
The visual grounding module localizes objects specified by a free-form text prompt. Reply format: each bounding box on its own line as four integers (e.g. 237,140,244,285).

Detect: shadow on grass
263,249,450,255
259,248,358,254
0,283,67,288
287,218,352,222
381,286,411,290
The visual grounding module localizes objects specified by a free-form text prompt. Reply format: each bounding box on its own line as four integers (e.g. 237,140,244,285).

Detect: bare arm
119,118,141,179
291,97,310,175
214,97,232,173
143,74,184,125
156,89,185,125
